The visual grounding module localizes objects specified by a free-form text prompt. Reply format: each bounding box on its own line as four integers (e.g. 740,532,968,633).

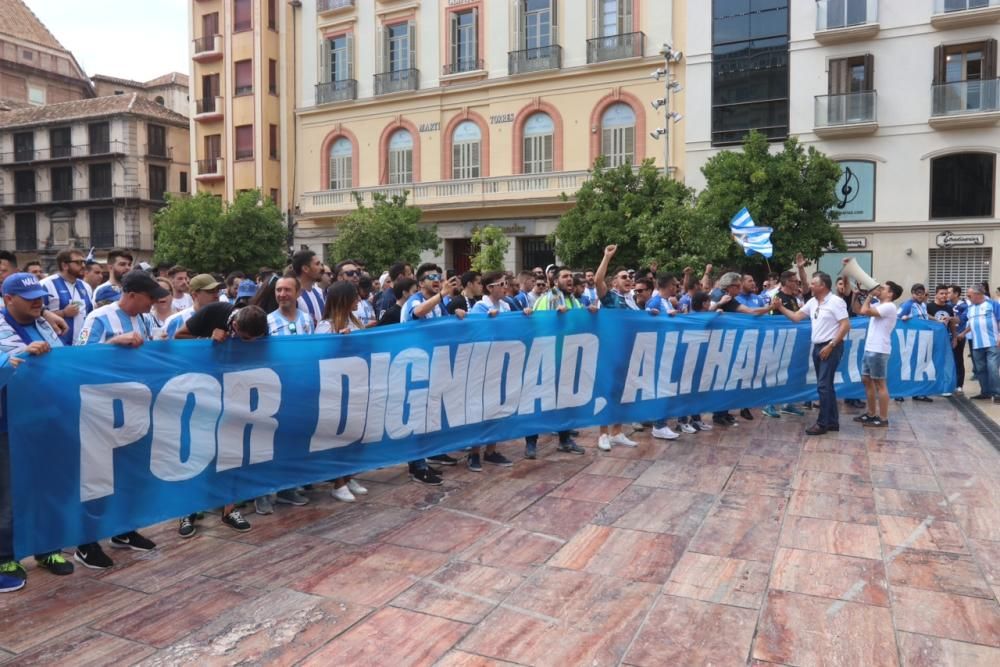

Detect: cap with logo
1,273,49,300
121,270,170,299
237,279,259,299
190,274,222,293
94,285,122,303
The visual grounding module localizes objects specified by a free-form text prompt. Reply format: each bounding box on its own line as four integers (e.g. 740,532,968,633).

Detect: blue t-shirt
736,292,767,308
645,293,675,314
402,292,447,322
600,290,628,309
899,299,929,320
267,309,314,336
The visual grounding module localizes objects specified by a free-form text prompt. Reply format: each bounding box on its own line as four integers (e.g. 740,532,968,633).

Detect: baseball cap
121,270,170,298
1,272,48,300
237,279,258,299
94,285,121,303
190,274,222,292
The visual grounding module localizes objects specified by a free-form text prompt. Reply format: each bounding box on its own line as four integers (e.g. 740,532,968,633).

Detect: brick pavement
2,398,999,666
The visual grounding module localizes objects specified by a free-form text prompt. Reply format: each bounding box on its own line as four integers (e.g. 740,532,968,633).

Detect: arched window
522,112,553,174
328,137,352,190
452,120,481,180
601,103,636,167
388,129,413,184
154,95,165,106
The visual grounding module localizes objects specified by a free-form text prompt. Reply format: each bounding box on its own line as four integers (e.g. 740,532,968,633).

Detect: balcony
815,0,880,44
931,0,1000,29
0,185,150,207
194,96,224,122
814,91,878,137
0,140,127,165
192,34,222,62
77,233,153,251
196,157,224,181
317,0,354,14
442,59,485,76
145,144,171,160
374,69,419,96
300,170,595,217
930,79,1000,128
508,45,562,75
586,32,645,64
316,79,357,105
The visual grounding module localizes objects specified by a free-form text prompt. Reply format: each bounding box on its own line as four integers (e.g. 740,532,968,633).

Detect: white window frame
452,121,481,180
601,103,636,167
522,112,554,174
329,137,352,190
388,129,414,184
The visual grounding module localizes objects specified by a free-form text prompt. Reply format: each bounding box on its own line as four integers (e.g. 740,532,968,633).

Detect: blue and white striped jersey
164,306,194,339
267,309,314,336
297,285,326,326
966,300,999,349
0,312,63,355
78,303,153,345
354,298,376,327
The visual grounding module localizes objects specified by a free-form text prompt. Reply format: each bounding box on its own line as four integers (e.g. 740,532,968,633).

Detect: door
201,12,219,37
828,55,873,123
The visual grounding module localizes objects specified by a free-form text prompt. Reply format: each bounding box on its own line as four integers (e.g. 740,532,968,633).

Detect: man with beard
40,249,93,346
293,250,325,326
97,249,133,295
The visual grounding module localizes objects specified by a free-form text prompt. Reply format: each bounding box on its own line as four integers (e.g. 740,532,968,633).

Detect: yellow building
189,0,294,207
293,0,685,272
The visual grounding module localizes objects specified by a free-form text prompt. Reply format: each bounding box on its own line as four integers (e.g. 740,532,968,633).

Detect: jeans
0,431,12,562
971,345,1000,397
953,338,966,388
813,342,843,429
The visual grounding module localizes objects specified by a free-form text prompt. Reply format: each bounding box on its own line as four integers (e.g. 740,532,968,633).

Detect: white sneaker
651,426,680,440
598,434,612,451
347,479,368,495
611,433,638,447
679,423,697,434
631,422,646,431
331,485,356,502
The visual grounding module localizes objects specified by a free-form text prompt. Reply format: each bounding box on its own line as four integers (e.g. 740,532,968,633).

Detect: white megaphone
839,258,880,292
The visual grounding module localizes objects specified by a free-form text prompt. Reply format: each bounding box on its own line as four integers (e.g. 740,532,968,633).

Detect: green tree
696,130,845,270
329,191,439,276
470,225,510,272
552,157,686,270
153,190,288,274
636,188,733,274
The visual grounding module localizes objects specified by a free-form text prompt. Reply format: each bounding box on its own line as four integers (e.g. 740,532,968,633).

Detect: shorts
861,351,889,380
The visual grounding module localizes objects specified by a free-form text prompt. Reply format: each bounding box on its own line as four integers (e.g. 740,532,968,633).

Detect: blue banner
7,311,953,557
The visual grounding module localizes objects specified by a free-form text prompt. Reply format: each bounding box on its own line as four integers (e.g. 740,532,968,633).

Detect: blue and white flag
730,207,773,259
84,247,95,263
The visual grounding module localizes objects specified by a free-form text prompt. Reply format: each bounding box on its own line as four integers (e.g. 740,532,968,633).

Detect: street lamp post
649,43,683,178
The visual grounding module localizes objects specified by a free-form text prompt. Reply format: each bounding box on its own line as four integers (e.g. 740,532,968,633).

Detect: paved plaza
2,398,1000,666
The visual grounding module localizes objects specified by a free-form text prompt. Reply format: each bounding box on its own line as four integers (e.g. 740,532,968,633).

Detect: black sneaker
410,468,444,485
111,531,156,552
913,396,933,403
865,416,889,428
428,454,459,466
739,408,754,420
712,414,731,427
222,510,251,532
178,515,196,538
467,453,483,472
972,394,991,400
853,413,874,423
556,440,585,455
0,560,27,581
483,451,514,467
35,552,74,576
75,543,113,570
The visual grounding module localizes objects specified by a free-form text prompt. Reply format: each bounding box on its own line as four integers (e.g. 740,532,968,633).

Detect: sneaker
802,401,816,409
35,552,74,576
598,434,612,451
484,451,514,467
712,414,731,427
178,515,196,538
805,424,829,436
894,397,904,403
557,440,585,455
651,426,680,440
865,416,889,428
0,560,26,581
941,392,952,397
740,408,754,420
276,489,310,506
724,414,737,425
467,454,483,472
410,467,444,485
692,419,713,431
75,543,113,570
331,485,356,502
428,454,459,466
762,406,781,419
853,413,874,423
611,433,638,447
780,404,805,417
347,479,368,495
254,495,274,515
631,422,646,431
972,394,991,400
222,510,251,532
111,531,156,552
0,573,24,593
913,396,933,403
679,422,697,434
524,443,537,459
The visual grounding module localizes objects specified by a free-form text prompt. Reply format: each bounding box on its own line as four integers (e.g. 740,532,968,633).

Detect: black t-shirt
184,302,235,337
378,303,402,326
772,290,800,314
447,294,476,315
927,302,954,325
718,297,742,313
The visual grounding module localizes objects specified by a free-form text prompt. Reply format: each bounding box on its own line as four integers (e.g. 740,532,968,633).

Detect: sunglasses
488,281,508,289
423,273,442,281
341,270,359,277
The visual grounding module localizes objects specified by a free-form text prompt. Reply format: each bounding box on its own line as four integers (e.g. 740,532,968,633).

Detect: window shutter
624,127,635,163
472,7,479,66
828,57,845,95
345,33,354,78
551,0,558,45
512,0,522,50
319,39,330,82
377,25,386,74
863,53,875,92
543,134,553,170
408,20,417,72
523,136,532,172
602,128,612,158
590,0,599,38
450,12,459,68
984,38,997,80
932,45,945,85
621,0,633,34
471,141,480,177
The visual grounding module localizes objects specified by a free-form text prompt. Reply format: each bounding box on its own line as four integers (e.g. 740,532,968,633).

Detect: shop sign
843,237,867,249
936,231,984,248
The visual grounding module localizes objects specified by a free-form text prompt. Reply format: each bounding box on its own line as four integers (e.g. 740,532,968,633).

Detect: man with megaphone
854,281,905,427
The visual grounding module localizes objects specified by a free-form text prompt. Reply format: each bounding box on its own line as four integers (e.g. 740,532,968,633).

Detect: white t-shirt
171,293,193,313
315,318,361,333
800,293,849,344
865,302,898,354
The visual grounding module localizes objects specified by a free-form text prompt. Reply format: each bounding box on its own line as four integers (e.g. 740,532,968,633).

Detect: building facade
685,0,1000,290
0,95,191,269
292,0,682,272
188,0,294,207
93,72,192,117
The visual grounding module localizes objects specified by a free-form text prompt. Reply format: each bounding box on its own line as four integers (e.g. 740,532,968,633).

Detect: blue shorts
862,351,889,380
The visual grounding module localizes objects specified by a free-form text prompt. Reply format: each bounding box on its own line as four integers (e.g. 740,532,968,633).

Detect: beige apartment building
291,0,684,272
189,0,295,207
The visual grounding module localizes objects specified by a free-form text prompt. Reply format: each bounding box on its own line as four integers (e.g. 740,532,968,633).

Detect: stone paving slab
3,398,1000,666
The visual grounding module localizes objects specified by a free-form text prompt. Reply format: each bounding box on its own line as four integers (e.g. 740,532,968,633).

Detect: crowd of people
0,243,991,594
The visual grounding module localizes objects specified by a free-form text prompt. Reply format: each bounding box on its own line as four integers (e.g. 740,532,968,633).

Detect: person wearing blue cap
0,273,75,589
93,284,122,306
236,279,259,304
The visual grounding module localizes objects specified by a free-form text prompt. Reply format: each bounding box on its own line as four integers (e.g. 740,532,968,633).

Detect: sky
26,0,189,82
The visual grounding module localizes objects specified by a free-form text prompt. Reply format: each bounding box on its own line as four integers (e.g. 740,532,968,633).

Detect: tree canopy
153,190,288,274
470,225,510,273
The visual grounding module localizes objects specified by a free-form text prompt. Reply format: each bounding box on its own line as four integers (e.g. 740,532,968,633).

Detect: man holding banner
773,271,850,435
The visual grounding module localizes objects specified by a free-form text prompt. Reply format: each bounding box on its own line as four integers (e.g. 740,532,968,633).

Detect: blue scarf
2,308,37,346
52,276,93,345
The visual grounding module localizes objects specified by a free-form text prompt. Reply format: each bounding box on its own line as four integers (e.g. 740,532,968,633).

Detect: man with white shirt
96,249,133,295
855,281,903,428
40,249,93,346
164,274,220,338
293,250,325,326
168,266,192,313
773,271,850,435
